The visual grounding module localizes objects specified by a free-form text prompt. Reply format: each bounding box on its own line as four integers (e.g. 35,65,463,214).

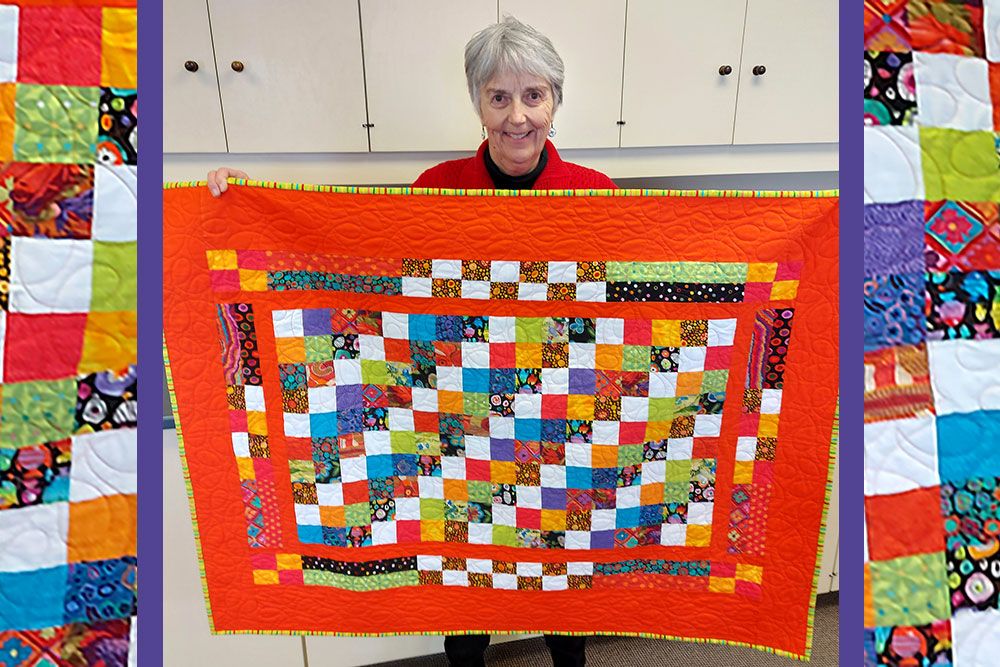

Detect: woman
207,16,609,667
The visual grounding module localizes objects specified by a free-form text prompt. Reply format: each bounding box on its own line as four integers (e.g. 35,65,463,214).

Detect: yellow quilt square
686,525,711,547
444,479,468,501
736,563,763,584
491,461,516,484
676,372,704,396
708,577,736,594
758,413,780,437
79,311,137,374
236,457,256,480
253,570,279,585
102,8,138,87
515,343,543,368
651,320,680,347
566,395,595,420
276,554,303,570
644,421,671,441
68,494,136,563
733,461,755,484
591,445,618,468
541,509,567,531
747,262,777,282
246,411,268,436
770,280,798,300
239,269,267,291
640,483,664,506
320,505,345,526
275,337,306,363
206,249,238,270
422,520,445,542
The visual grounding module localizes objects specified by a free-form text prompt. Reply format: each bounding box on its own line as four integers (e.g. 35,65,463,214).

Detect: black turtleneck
484,146,548,190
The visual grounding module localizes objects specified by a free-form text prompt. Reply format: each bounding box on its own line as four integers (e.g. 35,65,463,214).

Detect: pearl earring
548,124,556,138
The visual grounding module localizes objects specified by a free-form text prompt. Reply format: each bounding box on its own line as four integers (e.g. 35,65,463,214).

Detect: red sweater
412,140,616,189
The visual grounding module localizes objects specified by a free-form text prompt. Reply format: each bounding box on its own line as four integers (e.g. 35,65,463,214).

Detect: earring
548,124,556,138
482,126,486,140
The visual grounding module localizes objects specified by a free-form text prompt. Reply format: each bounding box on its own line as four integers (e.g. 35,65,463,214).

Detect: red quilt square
17,7,102,86
413,411,438,433
384,338,410,364
516,507,541,529
704,345,732,371
396,520,420,542
623,319,651,345
866,486,945,561
541,394,567,418
285,438,312,460
465,459,491,480
490,343,515,368
753,461,775,484
4,312,86,382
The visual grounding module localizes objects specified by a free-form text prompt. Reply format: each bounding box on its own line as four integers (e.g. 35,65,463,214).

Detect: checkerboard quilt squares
268,307,733,550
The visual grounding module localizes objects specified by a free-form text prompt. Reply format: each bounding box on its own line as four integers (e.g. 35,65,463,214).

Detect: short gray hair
464,16,564,113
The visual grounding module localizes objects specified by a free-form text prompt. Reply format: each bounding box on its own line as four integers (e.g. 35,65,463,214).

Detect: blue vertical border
839,1,861,664
138,1,165,665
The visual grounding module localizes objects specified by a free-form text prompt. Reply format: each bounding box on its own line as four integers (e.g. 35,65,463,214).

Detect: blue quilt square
322,526,347,547
366,454,394,479
0,566,67,631
514,418,541,441
639,504,664,526
489,368,515,393
616,506,641,528
392,453,418,476
463,368,489,393
541,419,567,443
590,530,614,549
938,410,1000,483
864,272,925,351
566,466,591,489
310,411,339,438
436,315,464,342
298,524,324,544
864,201,925,275
409,314,437,341
592,467,617,489
64,557,137,624
337,384,362,411
337,408,363,435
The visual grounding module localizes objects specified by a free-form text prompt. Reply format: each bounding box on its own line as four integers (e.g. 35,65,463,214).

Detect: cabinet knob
231,61,245,73
718,65,732,76
752,65,766,76
184,60,199,72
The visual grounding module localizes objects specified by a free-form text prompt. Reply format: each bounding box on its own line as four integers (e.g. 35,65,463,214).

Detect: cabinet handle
184,60,199,72
752,65,766,76
718,65,732,76
231,61,245,73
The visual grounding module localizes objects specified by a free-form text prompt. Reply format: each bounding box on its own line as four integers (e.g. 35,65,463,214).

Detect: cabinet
208,0,368,153
620,0,746,148
499,0,626,150
733,0,838,144
360,0,495,152
162,0,227,153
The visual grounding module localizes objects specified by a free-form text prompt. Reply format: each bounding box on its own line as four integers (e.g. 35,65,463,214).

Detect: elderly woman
207,16,602,667
208,17,615,194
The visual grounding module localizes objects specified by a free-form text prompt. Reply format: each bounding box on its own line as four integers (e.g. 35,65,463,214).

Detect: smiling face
478,70,555,176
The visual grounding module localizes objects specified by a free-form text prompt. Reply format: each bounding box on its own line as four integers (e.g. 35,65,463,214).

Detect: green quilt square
463,392,489,417
663,482,688,503
304,336,333,363
360,360,389,385
415,432,440,454
493,525,518,547
921,128,1000,202
622,346,650,372
390,431,417,454
516,317,545,343
467,481,491,503
344,502,370,526
444,499,468,521
1,378,76,446
648,398,673,421
288,459,315,484
91,241,136,312
664,460,690,483
702,370,729,393
869,551,950,626
14,85,101,163
617,444,643,467
420,498,444,521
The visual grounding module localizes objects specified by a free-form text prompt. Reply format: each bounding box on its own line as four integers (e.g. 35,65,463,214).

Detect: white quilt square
294,504,320,525
69,430,137,502
591,421,619,445
231,432,250,457
371,522,396,545
489,316,515,343
411,387,438,412
93,165,138,241
513,393,542,418
380,312,409,339
307,386,337,413
660,524,686,546
678,347,706,372
518,485,541,509
595,318,624,344
707,319,737,347
431,259,461,279
0,5,16,83
436,366,464,392
462,342,490,368
490,261,519,282
394,496,420,519
548,261,577,283
243,385,265,411
928,338,1000,415
462,281,491,300
517,283,547,301
575,282,606,302
648,372,677,398
952,608,1000,666
914,52,992,131
402,277,431,297
863,415,939,495
0,503,68,573
863,126,924,203
283,413,310,438
272,310,303,338
10,238,93,313
417,554,442,571
316,482,344,507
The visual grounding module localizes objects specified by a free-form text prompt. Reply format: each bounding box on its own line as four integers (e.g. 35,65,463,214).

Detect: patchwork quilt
864,0,1000,664
0,1,138,665
163,182,838,659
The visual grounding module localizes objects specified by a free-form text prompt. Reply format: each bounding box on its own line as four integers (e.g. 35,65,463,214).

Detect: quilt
0,1,137,665
163,182,838,659
864,0,1000,664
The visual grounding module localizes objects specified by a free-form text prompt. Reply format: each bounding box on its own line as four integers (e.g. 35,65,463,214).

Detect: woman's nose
507,100,527,124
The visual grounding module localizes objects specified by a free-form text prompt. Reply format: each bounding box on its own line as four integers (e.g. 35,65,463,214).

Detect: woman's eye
492,94,504,103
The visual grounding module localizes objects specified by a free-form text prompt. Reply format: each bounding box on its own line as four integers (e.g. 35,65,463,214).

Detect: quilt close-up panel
163,183,838,660
865,0,1000,664
0,1,138,665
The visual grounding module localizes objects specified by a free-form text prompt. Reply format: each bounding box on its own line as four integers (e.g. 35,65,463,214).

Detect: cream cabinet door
163,0,227,153
620,0,746,148
733,0,838,144
361,0,496,152
499,0,625,149
208,0,369,153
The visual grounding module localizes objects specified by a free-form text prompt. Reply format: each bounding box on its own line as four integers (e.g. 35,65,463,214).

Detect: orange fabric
163,185,838,657
865,486,945,562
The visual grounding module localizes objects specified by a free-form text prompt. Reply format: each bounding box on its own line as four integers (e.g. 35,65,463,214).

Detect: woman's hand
207,167,250,197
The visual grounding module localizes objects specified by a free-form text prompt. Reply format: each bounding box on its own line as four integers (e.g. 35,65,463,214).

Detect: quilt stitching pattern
865,0,1000,662
0,2,137,664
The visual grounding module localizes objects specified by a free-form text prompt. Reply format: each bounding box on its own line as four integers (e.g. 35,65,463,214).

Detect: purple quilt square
490,438,515,461
337,384,363,410
590,529,614,549
541,487,566,509
568,368,596,394
302,308,332,336
864,201,925,275
863,272,925,351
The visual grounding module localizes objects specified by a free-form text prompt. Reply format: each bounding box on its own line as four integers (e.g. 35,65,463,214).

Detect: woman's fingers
207,168,250,197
